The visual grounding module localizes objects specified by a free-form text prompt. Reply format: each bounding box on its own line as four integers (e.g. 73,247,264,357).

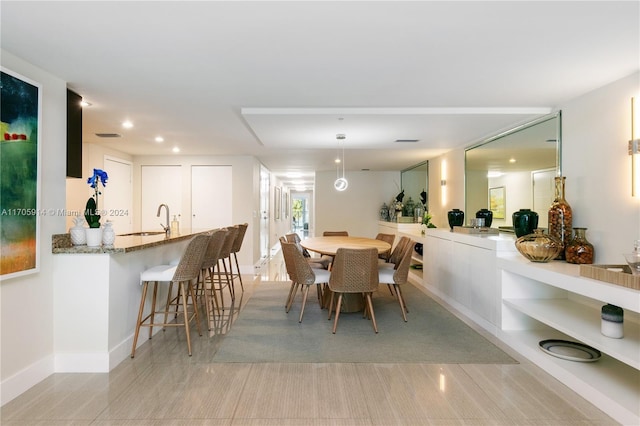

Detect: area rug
212,282,516,364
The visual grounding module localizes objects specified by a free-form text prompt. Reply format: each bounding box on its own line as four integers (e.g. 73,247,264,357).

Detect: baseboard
54,353,110,373
1,354,54,406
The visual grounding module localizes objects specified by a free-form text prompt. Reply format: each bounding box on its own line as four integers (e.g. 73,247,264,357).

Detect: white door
141,165,182,232
191,165,232,229
259,165,270,260
103,156,133,234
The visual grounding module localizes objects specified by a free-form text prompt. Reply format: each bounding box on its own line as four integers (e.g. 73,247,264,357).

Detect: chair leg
233,252,244,292
147,282,158,339
365,293,378,333
179,282,193,356
299,285,310,323
163,282,175,329
131,281,149,358
395,284,408,322
285,281,296,308
286,283,299,313
188,280,202,337
327,291,335,320
332,294,343,333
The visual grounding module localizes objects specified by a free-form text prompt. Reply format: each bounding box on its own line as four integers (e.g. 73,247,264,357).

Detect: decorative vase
475,208,493,228
515,229,563,263
447,209,464,230
601,304,624,339
85,227,103,247
102,221,116,246
565,227,594,264
69,217,86,246
548,176,572,260
512,209,539,238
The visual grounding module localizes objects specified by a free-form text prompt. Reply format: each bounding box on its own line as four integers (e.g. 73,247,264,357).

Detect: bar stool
229,223,248,293
131,234,210,358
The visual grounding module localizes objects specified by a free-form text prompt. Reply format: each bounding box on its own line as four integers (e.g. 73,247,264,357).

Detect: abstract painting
1,68,41,279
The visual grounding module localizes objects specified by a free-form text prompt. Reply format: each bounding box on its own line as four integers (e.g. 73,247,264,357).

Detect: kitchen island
51,228,213,373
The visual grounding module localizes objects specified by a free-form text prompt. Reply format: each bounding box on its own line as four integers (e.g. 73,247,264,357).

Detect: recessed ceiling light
509,158,516,163
155,136,164,143
335,158,341,164
487,171,503,178
172,147,180,153
122,120,133,129
80,100,91,107
394,139,419,143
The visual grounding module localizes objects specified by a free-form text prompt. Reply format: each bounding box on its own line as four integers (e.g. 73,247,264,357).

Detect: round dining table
300,236,391,313
300,236,391,256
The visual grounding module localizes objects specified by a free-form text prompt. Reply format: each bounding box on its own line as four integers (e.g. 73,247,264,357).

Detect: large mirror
401,161,429,212
465,112,561,231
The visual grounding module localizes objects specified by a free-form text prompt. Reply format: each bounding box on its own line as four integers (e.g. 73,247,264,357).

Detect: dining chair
285,233,331,269
381,236,410,267
375,233,396,262
327,247,379,333
131,233,210,357
199,228,228,329
229,223,248,293
214,226,239,300
323,231,349,236
280,240,330,322
378,239,415,322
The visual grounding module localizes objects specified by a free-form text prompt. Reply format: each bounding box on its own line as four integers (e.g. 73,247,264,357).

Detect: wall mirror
465,111,561,231
401,160,429,212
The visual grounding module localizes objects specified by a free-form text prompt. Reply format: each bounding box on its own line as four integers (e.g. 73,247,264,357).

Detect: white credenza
422,228,640,425
498,253,639,426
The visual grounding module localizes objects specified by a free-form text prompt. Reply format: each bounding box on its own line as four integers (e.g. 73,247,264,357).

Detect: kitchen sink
118,231,166,237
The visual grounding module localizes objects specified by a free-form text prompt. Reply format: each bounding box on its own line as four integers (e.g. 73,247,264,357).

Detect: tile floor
0,251,617,425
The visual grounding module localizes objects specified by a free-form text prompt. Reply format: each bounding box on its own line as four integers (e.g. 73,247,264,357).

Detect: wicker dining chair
323,231,349,236
327,247,379,333
375,233,396,262
382,236,410,267
285,233,331,269
280,240,330,322
378,239,415,322
213,226,239,300
131,233,210,357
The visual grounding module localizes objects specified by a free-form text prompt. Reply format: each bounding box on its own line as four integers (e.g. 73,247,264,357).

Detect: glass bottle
565,227,594,264
548,176,572,260
515,229,563,263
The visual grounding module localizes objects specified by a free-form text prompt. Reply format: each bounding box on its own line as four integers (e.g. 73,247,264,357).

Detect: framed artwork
1,68,42,279
283,191,289,219
274,186,281,220
489,186,506,219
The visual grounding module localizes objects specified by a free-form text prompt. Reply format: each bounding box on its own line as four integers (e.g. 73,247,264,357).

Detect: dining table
300,236,391,313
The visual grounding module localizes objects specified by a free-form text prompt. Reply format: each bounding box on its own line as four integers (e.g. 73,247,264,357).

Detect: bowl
623,253,640,275
515,229,563,263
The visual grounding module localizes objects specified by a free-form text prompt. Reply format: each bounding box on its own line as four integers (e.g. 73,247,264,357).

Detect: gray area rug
213,282,517,364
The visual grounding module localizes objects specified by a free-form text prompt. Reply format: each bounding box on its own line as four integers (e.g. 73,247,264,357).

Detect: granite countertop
52,228,214,254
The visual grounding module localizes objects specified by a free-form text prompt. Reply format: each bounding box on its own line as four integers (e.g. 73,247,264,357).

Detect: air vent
395,139,419,143
95,133,121,138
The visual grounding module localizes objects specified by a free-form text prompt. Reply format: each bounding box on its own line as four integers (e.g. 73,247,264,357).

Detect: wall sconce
630,97,640,197
440,160,447,206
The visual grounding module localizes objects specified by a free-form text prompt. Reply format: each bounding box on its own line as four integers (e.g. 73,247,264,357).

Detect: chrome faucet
157,203,170,235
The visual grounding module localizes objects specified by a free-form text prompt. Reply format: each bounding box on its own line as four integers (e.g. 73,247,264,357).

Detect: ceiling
1,1,638,189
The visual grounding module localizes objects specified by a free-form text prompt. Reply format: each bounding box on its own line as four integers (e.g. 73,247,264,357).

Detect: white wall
0,50,67,404
131,155,261,270
315,170,400,238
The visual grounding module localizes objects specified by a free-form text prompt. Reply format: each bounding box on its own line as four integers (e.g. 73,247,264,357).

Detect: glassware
548,176,572,260
565,227,594,264
515,229,563,263
623,252,640,275
102,221,115,246
512,209,539,238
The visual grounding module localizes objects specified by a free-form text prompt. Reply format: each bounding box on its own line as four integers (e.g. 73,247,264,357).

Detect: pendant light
334,134,348,191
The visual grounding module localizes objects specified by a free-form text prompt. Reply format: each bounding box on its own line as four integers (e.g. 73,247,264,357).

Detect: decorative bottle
512,209,539,238
565,227,594,264
515,229,563,263
475,208,493,228
548,176,572,260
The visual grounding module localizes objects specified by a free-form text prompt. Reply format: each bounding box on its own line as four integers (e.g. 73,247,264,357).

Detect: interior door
260,165,270,260
532,168,556,229
141,165,182,232
103,156,133,234
191,165,232,229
